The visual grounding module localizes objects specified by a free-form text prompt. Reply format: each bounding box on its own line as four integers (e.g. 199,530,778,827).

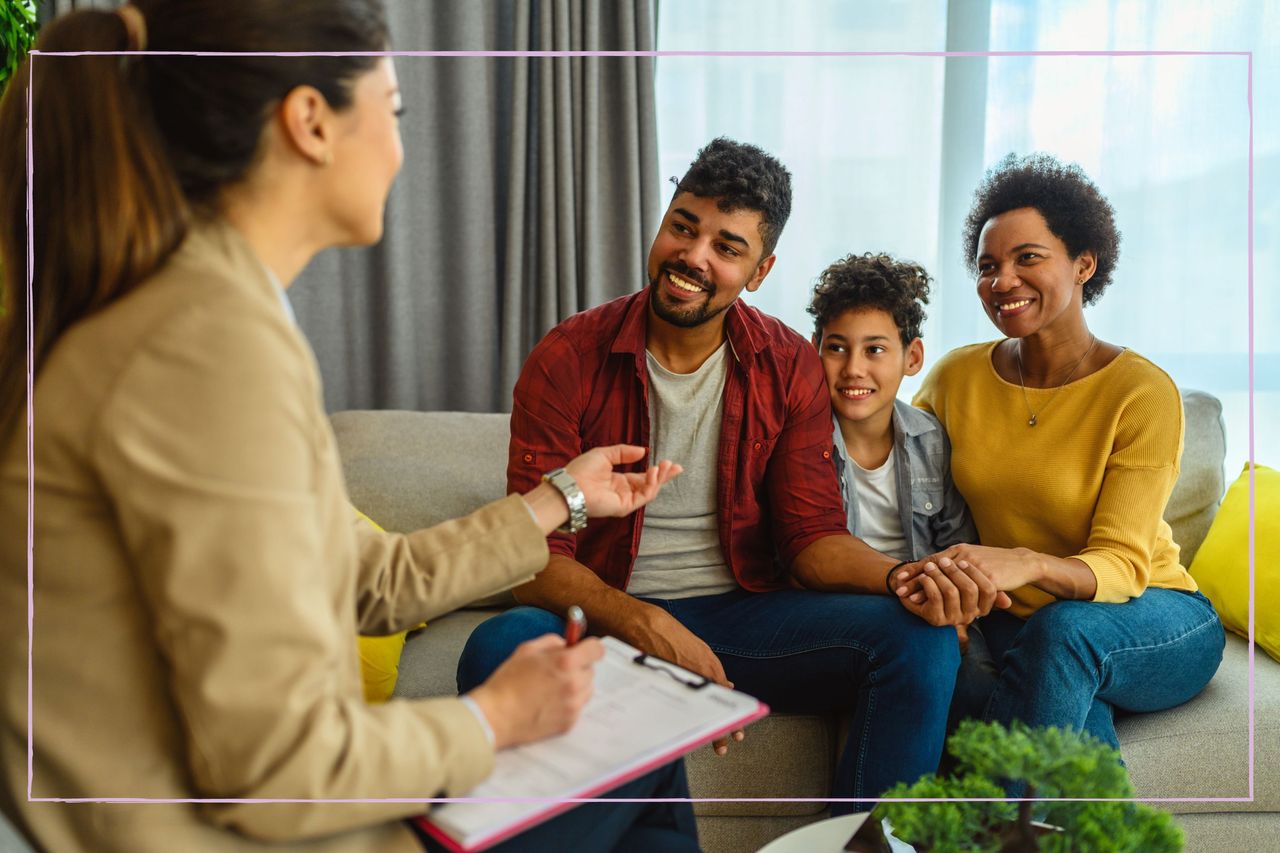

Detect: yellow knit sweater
914,342,1198,618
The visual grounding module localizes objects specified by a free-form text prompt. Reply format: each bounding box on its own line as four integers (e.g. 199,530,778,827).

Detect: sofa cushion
393,609,497,700
332,410,512,533
1167,389,1228,563
1190,463,1280,662
686,715,835,817
1117,633,1279,814
333,410,519,607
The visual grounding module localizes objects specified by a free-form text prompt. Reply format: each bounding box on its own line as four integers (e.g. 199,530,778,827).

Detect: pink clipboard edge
414,699,771,852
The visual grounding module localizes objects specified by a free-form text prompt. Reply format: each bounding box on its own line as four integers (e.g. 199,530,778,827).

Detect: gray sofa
331,390,1279,852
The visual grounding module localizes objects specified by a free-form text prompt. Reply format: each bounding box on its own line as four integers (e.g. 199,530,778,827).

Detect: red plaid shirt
508,289,848,592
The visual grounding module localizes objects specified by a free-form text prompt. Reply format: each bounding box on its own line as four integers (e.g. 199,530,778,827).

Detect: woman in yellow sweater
910,153,1223,754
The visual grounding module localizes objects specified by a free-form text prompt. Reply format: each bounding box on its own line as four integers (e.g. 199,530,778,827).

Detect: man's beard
648,263,727,329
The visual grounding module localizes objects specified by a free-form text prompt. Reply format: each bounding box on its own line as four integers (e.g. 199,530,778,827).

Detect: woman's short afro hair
963,153,1121,306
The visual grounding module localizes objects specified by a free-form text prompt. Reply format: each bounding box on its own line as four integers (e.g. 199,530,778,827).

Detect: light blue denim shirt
831,399,978,560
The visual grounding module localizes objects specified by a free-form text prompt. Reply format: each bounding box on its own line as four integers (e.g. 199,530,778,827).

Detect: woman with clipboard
0,1,697,851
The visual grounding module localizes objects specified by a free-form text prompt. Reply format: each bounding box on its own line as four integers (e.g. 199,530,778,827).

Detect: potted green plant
853,720,1184,852
1,1,36,95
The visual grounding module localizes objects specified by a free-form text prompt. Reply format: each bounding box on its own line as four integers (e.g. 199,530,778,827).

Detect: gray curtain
40,0,661,413
292,0,660,413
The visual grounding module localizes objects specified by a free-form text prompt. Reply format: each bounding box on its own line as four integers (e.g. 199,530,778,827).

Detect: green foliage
872,721,1184,852
949,720,1134,800
1,0,38,96
878,774,1014,853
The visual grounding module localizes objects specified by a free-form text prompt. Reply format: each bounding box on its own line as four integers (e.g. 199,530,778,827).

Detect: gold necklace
1015,335,1099,427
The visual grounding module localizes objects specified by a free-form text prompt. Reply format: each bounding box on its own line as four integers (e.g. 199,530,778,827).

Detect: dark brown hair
672,137,793,258
808,253,931,346
0,0,389,434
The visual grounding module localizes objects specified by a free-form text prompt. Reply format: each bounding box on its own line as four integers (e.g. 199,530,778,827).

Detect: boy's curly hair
672,137,792,257
807,253,931,346
962,153,1121,306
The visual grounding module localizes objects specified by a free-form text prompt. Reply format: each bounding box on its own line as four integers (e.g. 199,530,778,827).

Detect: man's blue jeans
457,588,960,811
952,588,1225,752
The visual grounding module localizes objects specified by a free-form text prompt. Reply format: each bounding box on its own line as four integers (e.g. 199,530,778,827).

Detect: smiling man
456,139,1000,806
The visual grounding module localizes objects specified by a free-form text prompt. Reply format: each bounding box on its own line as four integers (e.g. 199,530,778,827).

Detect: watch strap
541,467,587,534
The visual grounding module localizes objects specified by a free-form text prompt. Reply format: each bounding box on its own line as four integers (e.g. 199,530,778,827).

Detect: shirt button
925,501,934,510
822,450,831,459
754,441,762,450
523,453,533,463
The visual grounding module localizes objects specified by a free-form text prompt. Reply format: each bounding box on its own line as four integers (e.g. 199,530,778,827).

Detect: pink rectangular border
23,48,1256,809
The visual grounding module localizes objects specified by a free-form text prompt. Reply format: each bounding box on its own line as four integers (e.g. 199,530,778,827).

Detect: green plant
873,720,1184,853
1,0,38,95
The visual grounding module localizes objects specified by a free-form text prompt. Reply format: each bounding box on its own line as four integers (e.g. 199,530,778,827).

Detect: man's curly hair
807,253,931,346
672,137,792,258
963,153,1121,306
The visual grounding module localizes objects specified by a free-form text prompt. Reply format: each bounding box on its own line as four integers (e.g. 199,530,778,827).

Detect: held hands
896,545,1041,601
905,544,1099,601
625,604,744,756
937,544,1043,591
565,444,682,519
890,553,1013,627
467,634,604,750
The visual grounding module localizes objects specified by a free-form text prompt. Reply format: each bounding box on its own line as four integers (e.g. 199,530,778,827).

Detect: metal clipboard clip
632,653,710,690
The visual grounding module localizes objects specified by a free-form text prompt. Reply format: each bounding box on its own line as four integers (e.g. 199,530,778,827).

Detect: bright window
656,0,1277,472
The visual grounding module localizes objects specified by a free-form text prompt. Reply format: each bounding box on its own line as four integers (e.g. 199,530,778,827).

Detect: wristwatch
541,467,588,534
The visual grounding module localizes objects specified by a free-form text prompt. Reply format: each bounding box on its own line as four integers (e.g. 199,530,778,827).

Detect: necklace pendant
1028,415,1037,427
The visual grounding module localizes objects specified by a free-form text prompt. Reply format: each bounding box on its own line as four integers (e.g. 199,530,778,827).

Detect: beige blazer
0,220,546,851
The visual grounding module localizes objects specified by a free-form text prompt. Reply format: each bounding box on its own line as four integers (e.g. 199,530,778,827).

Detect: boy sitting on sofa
807,253,978,613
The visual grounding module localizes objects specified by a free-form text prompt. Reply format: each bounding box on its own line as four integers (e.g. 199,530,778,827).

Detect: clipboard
415,636,769,852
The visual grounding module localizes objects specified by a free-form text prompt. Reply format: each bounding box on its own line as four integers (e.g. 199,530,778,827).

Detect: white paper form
426,636,766,849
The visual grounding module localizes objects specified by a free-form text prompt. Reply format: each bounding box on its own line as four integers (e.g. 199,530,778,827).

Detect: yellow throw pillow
1189,463,1279,662
353,508,420,703
359,632,408,704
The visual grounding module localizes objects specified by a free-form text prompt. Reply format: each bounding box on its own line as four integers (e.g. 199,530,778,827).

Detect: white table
757,812,916,853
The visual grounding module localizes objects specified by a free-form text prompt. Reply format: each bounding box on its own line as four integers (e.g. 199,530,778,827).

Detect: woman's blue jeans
457,588,961,811
951,588,1225,752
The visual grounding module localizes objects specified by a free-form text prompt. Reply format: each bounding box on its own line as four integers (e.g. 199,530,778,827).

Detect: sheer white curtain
656,0,1277,471
655,0,950,342
978,0,1275,478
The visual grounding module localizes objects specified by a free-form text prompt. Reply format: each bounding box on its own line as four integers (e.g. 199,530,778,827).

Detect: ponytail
0,9,188,434
0,0,389,437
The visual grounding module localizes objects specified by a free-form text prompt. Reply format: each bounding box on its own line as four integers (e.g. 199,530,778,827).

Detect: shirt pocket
911,480,944,518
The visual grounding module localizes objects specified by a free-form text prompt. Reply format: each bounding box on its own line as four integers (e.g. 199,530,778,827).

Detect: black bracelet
885,561,910,594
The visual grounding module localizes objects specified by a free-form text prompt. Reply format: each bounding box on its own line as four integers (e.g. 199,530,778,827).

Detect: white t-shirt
627,344,737,599
850,449,909,561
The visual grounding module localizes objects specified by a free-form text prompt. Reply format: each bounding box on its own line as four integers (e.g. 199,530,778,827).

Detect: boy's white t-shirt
850,449,910,561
